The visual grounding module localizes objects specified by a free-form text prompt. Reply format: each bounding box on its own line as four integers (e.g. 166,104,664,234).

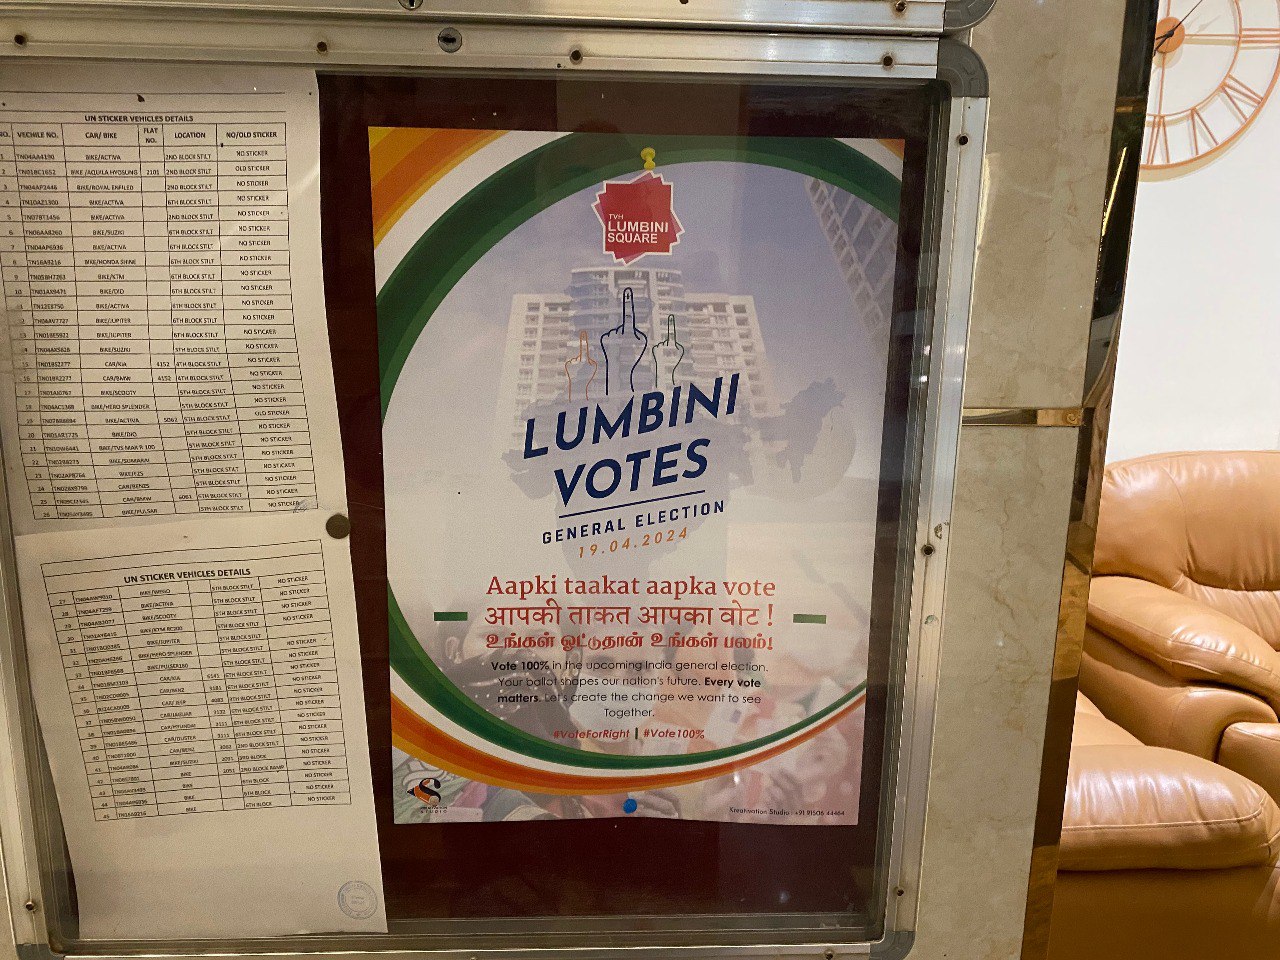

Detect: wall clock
1144,0,1280,171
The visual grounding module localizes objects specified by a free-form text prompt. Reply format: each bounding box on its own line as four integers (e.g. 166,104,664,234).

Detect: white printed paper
0,64,344,534
0,65,383,940
17,515,385,939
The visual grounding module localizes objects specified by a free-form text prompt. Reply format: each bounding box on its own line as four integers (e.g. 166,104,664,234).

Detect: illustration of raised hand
599,287,648,396
564,331,598,401
651,314,686,389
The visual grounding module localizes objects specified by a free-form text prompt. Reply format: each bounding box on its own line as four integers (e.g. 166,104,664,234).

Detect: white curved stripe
392,669,857,781
374,131,568,290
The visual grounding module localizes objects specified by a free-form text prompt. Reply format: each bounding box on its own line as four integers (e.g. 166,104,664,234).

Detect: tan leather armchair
1081,451,1280,802
1048,694,1280,959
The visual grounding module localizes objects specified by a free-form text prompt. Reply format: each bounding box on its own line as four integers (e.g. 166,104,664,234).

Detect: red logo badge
593,171,683,265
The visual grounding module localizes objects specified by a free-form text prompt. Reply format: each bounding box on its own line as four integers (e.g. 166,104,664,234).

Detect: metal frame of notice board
0,2,991,959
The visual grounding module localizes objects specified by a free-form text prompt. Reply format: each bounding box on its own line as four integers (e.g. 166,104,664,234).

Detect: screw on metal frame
12,33,26,46
438,27,462,53
881,53,895,68
315,40,328,53
398,0,423,8
23,900,36,912
958,133,970,145
921,543,936,556
569,47,584,64
326,514,352,539
894,0,907,11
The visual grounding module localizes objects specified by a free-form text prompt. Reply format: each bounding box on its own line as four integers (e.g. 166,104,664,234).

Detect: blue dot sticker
622,798,638,814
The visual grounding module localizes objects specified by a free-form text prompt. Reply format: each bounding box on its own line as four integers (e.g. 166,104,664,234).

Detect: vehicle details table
0,110,315,521
5,67,386,939
45,540,349,819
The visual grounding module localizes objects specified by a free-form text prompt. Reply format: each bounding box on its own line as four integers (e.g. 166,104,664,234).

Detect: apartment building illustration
805,178,898,343
494,266,781,453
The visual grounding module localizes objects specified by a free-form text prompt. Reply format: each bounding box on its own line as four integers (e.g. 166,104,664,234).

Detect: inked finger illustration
599,287,648,396
651,313,686,388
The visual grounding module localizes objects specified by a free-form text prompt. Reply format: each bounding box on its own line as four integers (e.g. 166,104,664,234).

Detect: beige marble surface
897,6,1130,953
911,424,1079,959
965,0,1129,409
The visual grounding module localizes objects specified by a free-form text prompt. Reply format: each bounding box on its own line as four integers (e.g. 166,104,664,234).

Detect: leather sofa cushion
1088,575,1280,710
1080,627,1277,759
1220,723,1280,807
1093,451,1280,647
1061,696,1280,871
1072,692,1140,748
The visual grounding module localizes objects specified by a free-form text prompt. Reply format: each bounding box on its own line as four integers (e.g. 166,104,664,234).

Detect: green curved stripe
376,132,901,414
390,590,866,772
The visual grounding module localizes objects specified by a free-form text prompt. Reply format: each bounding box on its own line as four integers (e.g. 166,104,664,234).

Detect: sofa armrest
1089,576,1280,711
1221,723,1280,806
1081,627,1277,758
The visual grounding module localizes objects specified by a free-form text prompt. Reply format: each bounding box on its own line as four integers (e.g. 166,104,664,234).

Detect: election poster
371,129,903,825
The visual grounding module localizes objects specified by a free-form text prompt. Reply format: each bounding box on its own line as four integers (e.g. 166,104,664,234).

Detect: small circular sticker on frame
338,880,379,920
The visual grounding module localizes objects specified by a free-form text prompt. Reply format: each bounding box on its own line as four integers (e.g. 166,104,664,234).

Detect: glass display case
0,3,991,958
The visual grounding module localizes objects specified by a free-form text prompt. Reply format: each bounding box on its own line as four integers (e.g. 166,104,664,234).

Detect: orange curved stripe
391,692,865,795
370,128,504,244
369,127,430,182
878,138,906,159
374,131,478,232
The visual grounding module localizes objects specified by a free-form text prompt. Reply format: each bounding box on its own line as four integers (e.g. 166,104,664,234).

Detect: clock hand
1170,0,1208,33
1155,0,1208,50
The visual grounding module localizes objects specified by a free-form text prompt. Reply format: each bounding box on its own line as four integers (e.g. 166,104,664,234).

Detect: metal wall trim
0,14,940,78
961,408,1085,427
7,0,948,36
884,93,989,936
942,0,997,32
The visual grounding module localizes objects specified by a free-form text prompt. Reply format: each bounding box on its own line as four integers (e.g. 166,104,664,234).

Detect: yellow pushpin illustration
641,147,656,170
